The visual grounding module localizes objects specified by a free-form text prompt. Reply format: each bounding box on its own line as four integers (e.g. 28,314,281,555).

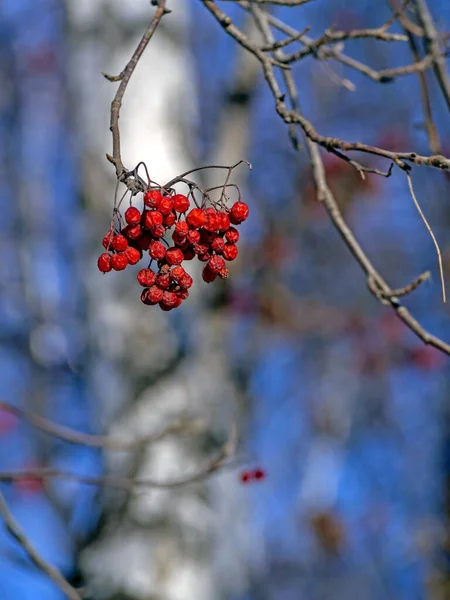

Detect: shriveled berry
179,273,193,289
135,233,152,251
175,221,189,237
144,210,163,229
165,247,184,266
137,268,156,287
200,229,216,244
193,242,210,256
204,211,220,232
198,252,211,262
183,247,195,261
125,246,142,265
172,232,188,247
158,197,174,215
177,289,189,300
151,224,166,239
225,227,239,243
211,237,225,254
202,265,217,283
144,189,162,209
123,224,142,240
111,234,128,252
230,201,249,224
102,231,115,249
163,212,176,227
156,273,171,289
208,255,226,274
187,229,201,244
186,208,205,229
161,290,179,308
218,212,231,232
98,253,112,273
144,285,164,305
111,253,128,271
149,241,166,261
172,194,190,213
125,206,141,225
223,243,239,261
171,265,186,282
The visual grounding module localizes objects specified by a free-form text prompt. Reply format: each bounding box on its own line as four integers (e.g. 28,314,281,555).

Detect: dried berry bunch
97,172,249,311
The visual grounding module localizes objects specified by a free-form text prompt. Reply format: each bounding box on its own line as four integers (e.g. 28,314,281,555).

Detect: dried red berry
144,210,163,229
123,224,142,240
149,241,166,261
200,229,216,244
193,242,210,256
204,212,220,232
187,229,201,245
144,189,162,209
163,212,176,227
202,265,217,283
177,289,189,300
125,246,141,265
225,227,239,243
172,194,190,213
240,470,252,484
125,206,141,225
97,253,112,273
186,208,206,229
143,285,164,305
211,237,225,254
207,255,226,274
111,253,128,271
218,212,231,232
158,197,174,215
230,201,249,224
102,230,115,250
179,273,193,289
165,247,184,266
170,266,186,282
111,234,128,252
151,224,166,239
156,273,171,289
198,253,211,262
223,243,239,261
137,268,156,287
175,221,189,237
253,468,266,480
183,247,196,261
161,290,179,308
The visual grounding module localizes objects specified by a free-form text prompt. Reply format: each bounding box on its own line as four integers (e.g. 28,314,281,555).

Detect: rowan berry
170,265,186,282
172,194,190,213
193,242,210,256
125,246,142,265
211,237,225,254
204,211,219,232
143,285,164,305
156,272,171,289
240,470,252,484
253,468,266,480
218,212,231,232
111,234,128,252
149,241,166,261
223,243,239,261
208,255,226,274
179,273,193,289
102,231,115,249
97,253,112,273
200,229,216,244
229,201,249,224
174,221,189,237
158,197,174,215
125,206,141,225
161,290,179,308
165,247,184,266
198,253,211,262
202,265,217,283
172,232,187,246
137,268,157,287
111,253,128,271
151,224,166,239
177,289,189,300
225,227,239,244
187,229,201,245
144,189,162,209
144,210,163,229
163,212,176,227
186,208,205,229
183,247,196,261
123,224,142,240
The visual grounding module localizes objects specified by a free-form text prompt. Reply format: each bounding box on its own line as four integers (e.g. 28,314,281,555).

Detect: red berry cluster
240,467,266,484
97,188,249,311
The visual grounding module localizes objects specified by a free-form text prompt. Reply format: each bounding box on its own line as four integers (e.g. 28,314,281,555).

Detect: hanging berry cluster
97,167,249,311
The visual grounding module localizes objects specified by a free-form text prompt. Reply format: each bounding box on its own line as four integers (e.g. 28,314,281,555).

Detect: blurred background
1,0,450,598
